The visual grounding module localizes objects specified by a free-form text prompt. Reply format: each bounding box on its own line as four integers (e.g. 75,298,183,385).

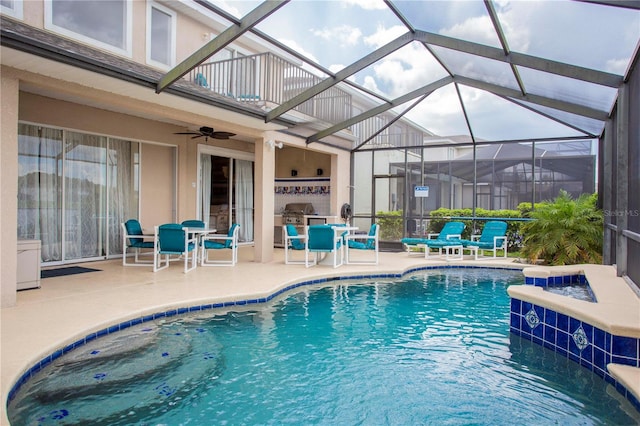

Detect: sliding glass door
17,123,139,264
199,147,254,243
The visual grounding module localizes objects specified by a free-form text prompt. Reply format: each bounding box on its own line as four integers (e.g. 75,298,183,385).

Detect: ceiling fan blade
191,135,204,139
174,131,199,135
212,132,236,139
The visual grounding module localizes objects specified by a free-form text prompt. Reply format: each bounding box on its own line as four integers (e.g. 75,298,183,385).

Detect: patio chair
181,219,206,228
305,225,343,268
345,223,379,265
153,224,198,273
284,224,306,264
462,221,508,260
401,221,465,257
121,219,155,266
200,223,239,266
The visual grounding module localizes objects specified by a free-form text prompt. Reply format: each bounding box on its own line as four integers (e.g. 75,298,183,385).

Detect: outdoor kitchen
273,147,337,247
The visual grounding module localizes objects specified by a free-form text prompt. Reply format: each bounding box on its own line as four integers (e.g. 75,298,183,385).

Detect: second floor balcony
188,52,352,126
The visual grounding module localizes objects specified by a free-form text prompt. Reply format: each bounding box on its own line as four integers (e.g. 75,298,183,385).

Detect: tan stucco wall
275,146,331,178
1,68,19,308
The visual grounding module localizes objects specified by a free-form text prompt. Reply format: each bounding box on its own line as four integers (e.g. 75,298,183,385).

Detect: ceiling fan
174,126,236,141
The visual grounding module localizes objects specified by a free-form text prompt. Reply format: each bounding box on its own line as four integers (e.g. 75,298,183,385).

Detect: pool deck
1,248,639,424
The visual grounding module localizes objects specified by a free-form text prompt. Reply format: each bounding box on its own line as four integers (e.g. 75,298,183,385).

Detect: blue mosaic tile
96,328,108,337
612,336,638,359
544,325,556,346
593,327,606,351
525,277,534,285
510,314,521,330
544,309,557,327
611,355,637,366
593,347,607,371
510,298,522,314
557,313,569,332
557,330,570,352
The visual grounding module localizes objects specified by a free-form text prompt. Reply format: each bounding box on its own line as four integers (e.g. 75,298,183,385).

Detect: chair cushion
125,219,145,245
465,241,496,249
286,224,305,250
308,225,339,251
203,241,226,250
130,241,154,249
348,240,368,250
426,239,463,248
401,238,428,246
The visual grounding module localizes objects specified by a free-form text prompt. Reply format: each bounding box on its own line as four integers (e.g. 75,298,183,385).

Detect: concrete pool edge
508,264,640,412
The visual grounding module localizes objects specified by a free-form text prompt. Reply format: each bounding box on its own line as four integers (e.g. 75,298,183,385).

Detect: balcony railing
188,52,352,125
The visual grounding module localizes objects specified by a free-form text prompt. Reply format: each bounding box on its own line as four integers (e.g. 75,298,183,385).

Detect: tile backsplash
275,178,330,215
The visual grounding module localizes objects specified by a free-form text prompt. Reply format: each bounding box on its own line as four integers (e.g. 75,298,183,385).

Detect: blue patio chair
153,224,198,273
284,224,306,264
305,225,343,268
200,223,240,266
401,221,465,257
345,223,379,265
462,221,508,260
121,219,155,266
181,219,206,228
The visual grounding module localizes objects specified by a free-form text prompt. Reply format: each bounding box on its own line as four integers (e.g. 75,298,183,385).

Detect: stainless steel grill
282,203,315,225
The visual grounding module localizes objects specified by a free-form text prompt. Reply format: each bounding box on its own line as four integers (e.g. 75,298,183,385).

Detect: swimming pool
7,268,640,425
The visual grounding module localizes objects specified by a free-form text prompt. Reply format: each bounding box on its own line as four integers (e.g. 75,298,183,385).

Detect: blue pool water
8,269,640,425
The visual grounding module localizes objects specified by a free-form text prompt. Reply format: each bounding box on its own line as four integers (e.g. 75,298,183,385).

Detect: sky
210,0,639,142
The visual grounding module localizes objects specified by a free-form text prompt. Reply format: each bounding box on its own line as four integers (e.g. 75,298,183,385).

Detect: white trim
44,0,132,58
0,0,23,20
146,1,177,70
198,144,255,162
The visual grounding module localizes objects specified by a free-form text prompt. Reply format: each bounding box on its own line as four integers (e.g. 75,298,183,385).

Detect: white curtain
234,159,253,242
108,138,137,255
64,132,106,259
201,154,211,226
17,125,63,262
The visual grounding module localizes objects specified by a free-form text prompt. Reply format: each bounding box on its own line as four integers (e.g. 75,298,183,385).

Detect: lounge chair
345,223,379,264
401,221,465,257
462,221,508,260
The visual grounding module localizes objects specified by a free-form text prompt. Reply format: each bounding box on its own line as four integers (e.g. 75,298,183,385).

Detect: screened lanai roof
158,0,640,152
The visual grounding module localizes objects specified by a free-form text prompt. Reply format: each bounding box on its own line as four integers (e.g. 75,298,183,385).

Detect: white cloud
363,25,408,49
277,38,320,64
311,25,362,47
605,58,630,75
362,75,381,93
342,0,387,11
440,15,499,47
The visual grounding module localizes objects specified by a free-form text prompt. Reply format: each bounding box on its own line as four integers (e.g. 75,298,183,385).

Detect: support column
254,137,276,263
616,83,629,277
1,69,19,307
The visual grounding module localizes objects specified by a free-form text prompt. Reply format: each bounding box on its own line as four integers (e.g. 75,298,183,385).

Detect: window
147,2,176,68
0,0,23,19
45,0,132,56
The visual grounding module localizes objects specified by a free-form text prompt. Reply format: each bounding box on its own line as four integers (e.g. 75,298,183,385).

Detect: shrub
520,191,602,265
376,210,403,240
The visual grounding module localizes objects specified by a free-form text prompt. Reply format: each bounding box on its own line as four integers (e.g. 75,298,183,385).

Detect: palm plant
521,191,603,265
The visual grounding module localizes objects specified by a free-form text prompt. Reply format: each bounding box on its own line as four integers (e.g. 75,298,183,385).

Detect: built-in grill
282,203,315,225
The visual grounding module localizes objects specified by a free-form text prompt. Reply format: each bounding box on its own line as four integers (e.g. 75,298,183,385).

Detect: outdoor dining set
121,219,239,273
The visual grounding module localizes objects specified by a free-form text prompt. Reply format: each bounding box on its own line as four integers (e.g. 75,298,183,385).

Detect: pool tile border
511,273,640,412
8,265,639,418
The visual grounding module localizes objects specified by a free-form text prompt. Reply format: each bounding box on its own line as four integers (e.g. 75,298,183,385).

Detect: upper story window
45,0,132,57
147,2,176,69
1,0,23,19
